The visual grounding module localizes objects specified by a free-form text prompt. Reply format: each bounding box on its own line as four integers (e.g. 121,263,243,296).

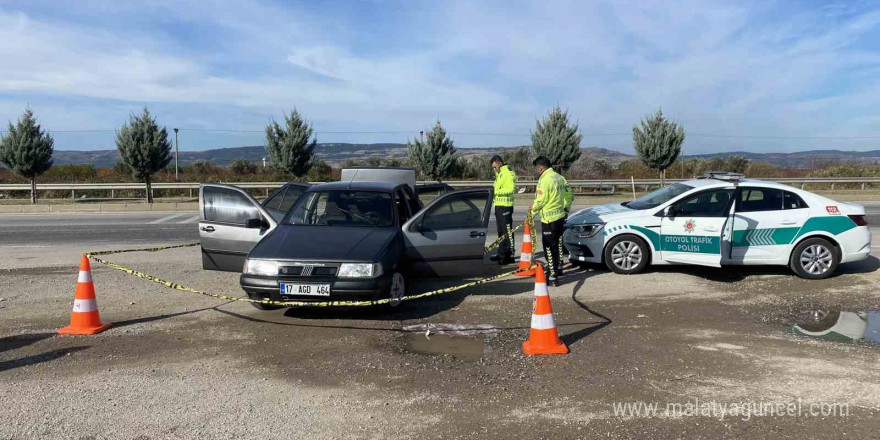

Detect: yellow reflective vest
531,167,573,223
493,165,517,207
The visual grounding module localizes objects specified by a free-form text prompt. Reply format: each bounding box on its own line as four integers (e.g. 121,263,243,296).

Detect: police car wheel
790,238,839,280
604,235,649,274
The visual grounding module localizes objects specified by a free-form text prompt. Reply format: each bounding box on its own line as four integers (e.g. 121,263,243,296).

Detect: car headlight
244,259,278,276
569,223,604,238
338,263,382,278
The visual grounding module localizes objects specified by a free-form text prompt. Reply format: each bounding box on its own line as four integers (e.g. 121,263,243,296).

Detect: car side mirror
245,218,264,229
663,206,676,219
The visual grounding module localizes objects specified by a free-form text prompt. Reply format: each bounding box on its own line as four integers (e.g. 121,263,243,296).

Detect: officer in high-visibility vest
490,155,517,265
528,156,573,286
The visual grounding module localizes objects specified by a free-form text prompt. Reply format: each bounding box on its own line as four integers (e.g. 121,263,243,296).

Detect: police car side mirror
663,206,676,219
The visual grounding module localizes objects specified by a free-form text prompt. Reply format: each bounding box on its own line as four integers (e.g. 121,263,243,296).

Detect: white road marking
177,215,200,224
147,213,186,224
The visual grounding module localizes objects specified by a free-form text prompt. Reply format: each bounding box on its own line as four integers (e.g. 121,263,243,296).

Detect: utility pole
173,128,180,180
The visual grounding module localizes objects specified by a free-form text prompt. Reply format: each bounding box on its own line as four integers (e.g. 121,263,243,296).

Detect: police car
563,172,872,279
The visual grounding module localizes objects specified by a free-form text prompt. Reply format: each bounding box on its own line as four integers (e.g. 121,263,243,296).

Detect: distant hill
41,144,880,169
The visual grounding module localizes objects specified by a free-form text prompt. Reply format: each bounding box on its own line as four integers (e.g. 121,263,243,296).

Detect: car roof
307,181,401,192
678,177,798,191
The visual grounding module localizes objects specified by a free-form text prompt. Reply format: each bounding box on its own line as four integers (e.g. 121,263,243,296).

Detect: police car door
402,189,492,277
730,186,810,263
659,188,734,267
199,184,278,272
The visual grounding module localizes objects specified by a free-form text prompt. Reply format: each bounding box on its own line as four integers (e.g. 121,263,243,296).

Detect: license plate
280,283,331,297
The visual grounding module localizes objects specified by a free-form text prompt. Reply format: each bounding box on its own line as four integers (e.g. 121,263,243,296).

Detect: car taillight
848,215,868,226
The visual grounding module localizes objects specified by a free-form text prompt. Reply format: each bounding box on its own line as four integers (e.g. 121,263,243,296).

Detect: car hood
566,202,647,225
249,225,396,262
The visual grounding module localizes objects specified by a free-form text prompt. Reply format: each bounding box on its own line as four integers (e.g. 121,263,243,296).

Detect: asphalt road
1,204,877,248
1,205,879,439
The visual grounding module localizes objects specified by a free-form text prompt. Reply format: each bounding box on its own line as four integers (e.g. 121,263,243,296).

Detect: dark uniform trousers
541,218,565,278
494,206,515,258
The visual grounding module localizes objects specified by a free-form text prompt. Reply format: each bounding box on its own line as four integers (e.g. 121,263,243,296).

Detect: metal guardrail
0,177,878,199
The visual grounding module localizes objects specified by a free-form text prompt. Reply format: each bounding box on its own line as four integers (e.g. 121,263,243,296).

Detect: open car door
402,188,492,277
659,188,734,267
261,182,310,222
199,183,278,272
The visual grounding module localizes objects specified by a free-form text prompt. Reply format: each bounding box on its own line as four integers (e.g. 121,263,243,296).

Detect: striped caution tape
85,242,538,308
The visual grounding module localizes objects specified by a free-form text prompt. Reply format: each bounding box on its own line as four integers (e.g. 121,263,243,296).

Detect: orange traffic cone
58,255,112,335
523,264,568,355
515,221,536,276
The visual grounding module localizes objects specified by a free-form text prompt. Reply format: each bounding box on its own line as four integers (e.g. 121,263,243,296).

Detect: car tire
387,272,407,308
247,292,283,310
603,234,650,275
790,237,839,280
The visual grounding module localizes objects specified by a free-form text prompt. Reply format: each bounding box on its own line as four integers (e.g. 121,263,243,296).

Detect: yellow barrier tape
84,237,539,308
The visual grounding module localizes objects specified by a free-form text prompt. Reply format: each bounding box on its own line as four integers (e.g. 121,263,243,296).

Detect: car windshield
285,191,394,227
624,183,693,210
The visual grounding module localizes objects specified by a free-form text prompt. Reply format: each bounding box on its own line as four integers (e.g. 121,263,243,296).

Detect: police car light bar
702,171,744,182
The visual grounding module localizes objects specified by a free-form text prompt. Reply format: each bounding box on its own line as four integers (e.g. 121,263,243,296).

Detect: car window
421,192,488,231
286,191,393,227
416,184,452,204
626,183,693,210
402,186,421,214
395,188,411,224
203,186,260,225
262,187,287,211
783,191,808,210
737,187,784,212
278,185,306,212
673,189,733,217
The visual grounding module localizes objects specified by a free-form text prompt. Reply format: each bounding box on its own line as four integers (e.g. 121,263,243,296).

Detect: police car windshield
624,183,693,210
285,191,394,227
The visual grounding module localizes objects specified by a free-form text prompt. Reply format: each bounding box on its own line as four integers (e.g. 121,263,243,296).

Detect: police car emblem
683,219,696,233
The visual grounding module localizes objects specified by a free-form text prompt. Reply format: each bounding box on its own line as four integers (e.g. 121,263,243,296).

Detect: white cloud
0,1,879,153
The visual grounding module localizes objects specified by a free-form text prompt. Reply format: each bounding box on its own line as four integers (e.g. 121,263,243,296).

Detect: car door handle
780,220,797,225
702,226,719,232
469,231,486,238
200,226,215,233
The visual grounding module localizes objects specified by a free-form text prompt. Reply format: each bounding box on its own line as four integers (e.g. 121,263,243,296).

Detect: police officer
528,156,573,286
490,155,517,265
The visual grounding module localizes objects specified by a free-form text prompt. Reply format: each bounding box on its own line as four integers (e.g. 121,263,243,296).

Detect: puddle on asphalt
406,332,485,360
402,323,499,360
793,310,880,344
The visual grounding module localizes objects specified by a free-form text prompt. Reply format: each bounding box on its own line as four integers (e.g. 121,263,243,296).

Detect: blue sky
1,0,879,154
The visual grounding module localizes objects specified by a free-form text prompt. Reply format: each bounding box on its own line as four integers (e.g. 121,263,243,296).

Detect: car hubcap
800,244,832,275
611,241,642,271
389,273,405,307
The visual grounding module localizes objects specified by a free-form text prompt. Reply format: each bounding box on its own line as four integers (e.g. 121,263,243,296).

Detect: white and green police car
563,173,871,279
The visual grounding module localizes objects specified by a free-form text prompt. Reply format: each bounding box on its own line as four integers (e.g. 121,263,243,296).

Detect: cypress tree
115,107,173,203
530,106,582,173
0,109,54,204
406,121,459,182
632,108,685,185
265,109,316,178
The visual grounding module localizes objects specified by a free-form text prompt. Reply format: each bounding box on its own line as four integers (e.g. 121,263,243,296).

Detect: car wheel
604,235,649,275
388,272,406,308
247,292,283,310
790,237,839,280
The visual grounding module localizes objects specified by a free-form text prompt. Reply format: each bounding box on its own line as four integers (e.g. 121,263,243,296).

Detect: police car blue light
562,174,872,279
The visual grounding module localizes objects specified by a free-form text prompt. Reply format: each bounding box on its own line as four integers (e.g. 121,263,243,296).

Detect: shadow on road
0,346,89,373
112,302,233,329
0,332,56,354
